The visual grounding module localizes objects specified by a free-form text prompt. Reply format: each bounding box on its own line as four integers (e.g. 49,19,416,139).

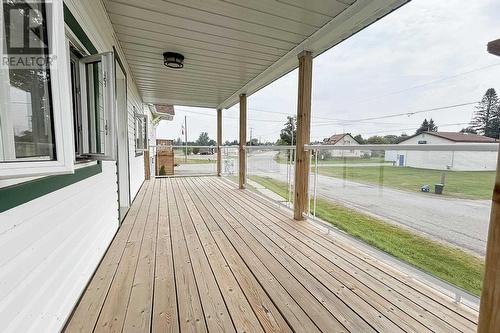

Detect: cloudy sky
157,0,500,144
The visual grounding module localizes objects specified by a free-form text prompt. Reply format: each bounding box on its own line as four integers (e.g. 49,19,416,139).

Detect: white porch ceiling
104,0,408,109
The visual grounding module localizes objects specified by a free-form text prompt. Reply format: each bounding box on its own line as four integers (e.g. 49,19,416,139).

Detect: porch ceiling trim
105,0,408,109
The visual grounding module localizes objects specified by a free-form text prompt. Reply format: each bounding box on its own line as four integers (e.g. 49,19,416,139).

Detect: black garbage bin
435,183,444,194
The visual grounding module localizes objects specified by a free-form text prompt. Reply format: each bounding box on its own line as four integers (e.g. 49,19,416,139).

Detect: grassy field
174,157,215,165
274,152,384,165
248,175,485,296
318,166,495,200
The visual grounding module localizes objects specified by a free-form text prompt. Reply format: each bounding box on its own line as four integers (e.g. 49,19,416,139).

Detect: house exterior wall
0,1,146,332
328,134,362,158
385,133,498,171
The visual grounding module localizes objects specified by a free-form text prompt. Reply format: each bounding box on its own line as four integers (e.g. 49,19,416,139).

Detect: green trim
0,163,102,213
63,4,98,55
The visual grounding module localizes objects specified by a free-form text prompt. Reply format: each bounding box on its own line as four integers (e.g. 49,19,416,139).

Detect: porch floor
64,177,478,333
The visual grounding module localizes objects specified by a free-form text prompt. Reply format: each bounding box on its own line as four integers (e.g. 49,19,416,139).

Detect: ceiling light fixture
163,52,184,69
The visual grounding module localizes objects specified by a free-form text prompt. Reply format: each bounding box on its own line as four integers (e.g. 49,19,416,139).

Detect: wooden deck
64,177,478,333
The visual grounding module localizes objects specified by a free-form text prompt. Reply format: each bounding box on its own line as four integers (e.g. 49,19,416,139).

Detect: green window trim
0,163,103,213
0,4,103,214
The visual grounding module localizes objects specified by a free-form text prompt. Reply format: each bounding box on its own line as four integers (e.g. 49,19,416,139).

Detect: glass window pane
0,0,56,162
85,61,104,155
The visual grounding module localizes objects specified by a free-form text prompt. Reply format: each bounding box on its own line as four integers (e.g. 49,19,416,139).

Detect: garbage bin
435,184,444,194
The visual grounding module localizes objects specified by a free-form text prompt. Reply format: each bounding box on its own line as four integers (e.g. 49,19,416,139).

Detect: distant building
385,132,498,171
323,133,364,158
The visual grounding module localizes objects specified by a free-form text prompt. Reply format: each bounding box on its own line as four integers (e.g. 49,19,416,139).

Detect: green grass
319,166,495,200
249,175,485,296
174,158,215,165
274,152,383,165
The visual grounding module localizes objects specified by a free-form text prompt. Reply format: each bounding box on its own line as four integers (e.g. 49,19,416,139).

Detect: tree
470,88,500,138
353,134,365,144
247,138,259,146
383,135,399,144
195,132,212,146
460,127,477,134
415,118,438,135
396,133,409,143
277,116,296,145
366,136,389,144
224,139,238,146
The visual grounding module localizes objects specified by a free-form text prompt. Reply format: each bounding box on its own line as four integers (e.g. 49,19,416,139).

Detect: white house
323,133,364,158
385,132,498,171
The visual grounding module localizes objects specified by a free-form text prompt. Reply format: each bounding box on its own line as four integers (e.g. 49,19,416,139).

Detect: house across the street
385,132,498,171
323,133,365,158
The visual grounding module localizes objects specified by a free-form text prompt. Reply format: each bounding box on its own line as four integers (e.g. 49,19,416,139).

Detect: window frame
134,110,148,155
0,0,74,179
79,51,117,161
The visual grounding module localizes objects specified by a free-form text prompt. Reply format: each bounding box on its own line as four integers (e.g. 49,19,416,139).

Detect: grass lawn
318,166,495,200
174,158,215,165
274,152,384,165
249,175,485,296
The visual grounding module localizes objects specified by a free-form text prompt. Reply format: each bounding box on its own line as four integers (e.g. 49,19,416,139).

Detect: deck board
64,177,478,333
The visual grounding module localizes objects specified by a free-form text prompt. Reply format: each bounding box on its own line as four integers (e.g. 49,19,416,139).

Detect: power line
350,63,500,105
344,122,471,136
312,101,479,125
179,101,479,125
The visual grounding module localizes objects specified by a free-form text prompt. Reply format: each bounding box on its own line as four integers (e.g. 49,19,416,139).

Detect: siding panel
0,0,145,331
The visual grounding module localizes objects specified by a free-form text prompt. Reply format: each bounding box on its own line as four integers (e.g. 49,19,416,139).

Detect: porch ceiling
104,0,408,109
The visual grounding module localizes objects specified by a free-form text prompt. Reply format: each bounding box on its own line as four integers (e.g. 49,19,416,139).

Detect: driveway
247,151,491,256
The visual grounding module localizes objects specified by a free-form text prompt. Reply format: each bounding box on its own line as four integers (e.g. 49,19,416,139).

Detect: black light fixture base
163,52,184,69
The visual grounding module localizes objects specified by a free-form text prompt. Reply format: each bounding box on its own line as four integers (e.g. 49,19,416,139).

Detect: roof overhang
148,104,175,123
105,0,409,110
488,39,500,57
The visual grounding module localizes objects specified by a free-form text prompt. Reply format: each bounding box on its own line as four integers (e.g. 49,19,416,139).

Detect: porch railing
242,143,499,310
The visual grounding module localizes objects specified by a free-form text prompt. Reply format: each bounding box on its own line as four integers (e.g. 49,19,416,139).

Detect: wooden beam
478,45,500,332
144,150,151,180
239,94,247,189
217,109,222,177
294,51,313,220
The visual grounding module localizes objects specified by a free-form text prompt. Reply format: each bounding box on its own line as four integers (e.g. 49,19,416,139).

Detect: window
134,111,147,154
1,0,74,179
418,140,428,144
68,45,118,162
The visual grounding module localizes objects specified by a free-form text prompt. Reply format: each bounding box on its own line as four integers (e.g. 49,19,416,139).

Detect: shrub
159,165,166,176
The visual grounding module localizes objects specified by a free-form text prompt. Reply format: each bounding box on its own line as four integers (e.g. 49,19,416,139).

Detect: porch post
478,38,500,333
239,94,247,189
217,108,222,176
294,51,313,220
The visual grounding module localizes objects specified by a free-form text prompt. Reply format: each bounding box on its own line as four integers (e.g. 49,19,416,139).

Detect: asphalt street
247,151,491,256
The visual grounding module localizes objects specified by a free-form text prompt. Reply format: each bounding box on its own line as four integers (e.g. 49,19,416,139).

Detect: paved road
247,151,491,256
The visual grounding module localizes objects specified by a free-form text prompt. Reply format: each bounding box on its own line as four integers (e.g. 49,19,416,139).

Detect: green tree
277,116,296,145
196,132,212,146
353,134,365,144
471,88,500,138
416,118,438,135
366,136,390,144
396,133,409,143
460,127,477,134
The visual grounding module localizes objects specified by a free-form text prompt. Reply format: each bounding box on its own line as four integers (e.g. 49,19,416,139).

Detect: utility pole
249,127,254,146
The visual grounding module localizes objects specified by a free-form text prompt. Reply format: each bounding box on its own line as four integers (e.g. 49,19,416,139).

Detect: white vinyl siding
0,0,145,332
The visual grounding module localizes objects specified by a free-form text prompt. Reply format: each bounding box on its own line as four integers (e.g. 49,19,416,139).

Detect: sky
157,0,500,144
